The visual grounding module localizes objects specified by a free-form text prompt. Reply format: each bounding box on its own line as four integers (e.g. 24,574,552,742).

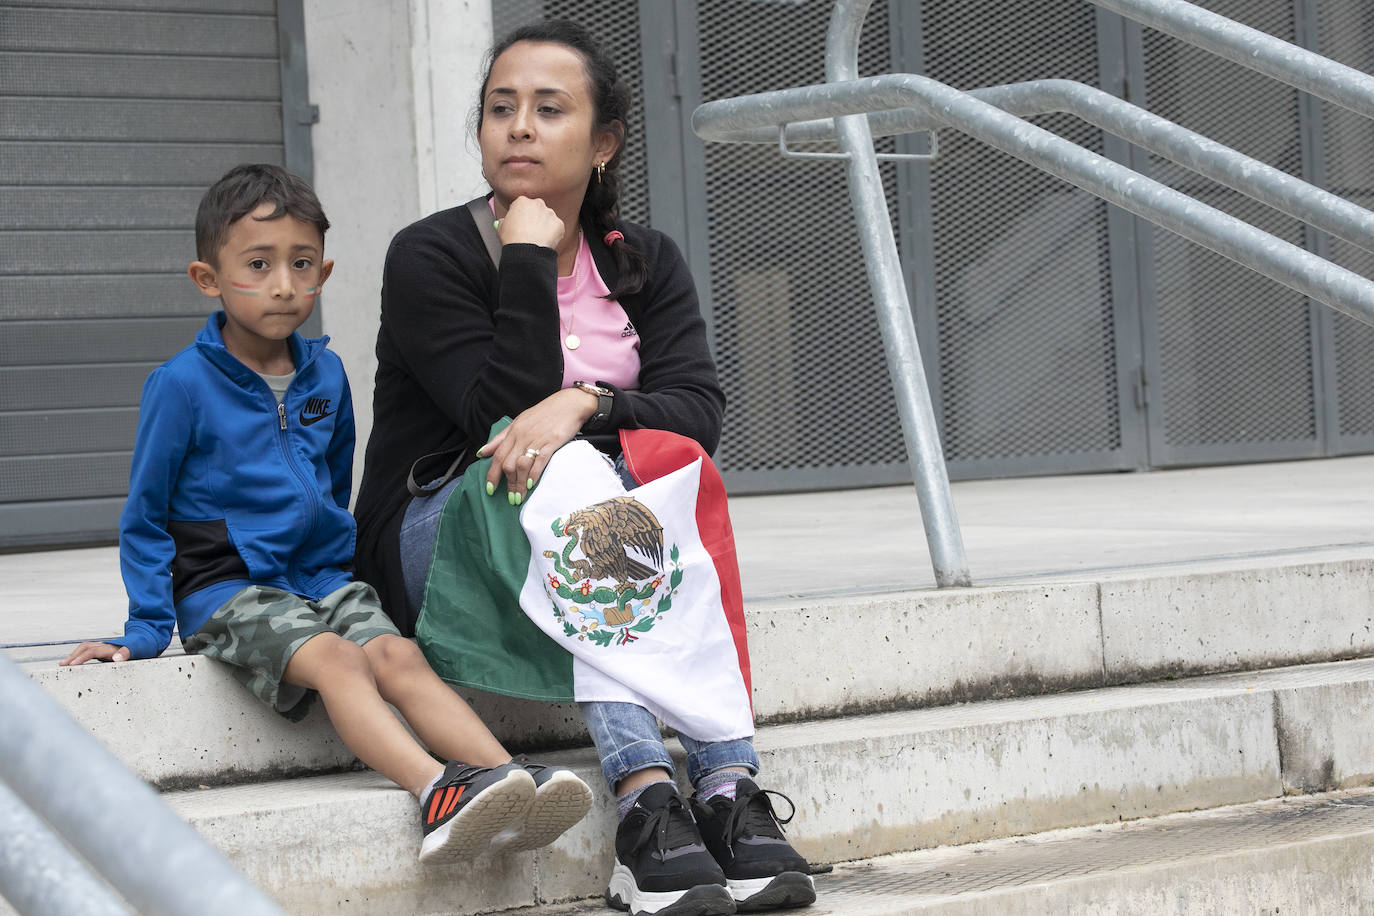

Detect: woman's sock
695,768,747,802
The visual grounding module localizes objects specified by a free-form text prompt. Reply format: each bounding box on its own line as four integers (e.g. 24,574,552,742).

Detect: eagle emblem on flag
541,496,683,644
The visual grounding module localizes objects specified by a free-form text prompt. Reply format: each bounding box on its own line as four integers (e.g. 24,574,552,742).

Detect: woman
355,20,815,916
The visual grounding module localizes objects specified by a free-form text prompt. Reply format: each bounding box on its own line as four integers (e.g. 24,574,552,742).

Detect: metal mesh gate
1139,0,1320,462
693,0,904,491
916,0,1128,477
1316,0,1374,451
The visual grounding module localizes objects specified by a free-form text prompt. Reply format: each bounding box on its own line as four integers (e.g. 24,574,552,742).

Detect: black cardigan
354,202,725,629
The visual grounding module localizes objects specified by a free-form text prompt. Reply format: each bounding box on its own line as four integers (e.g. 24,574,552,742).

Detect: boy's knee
285,631,371,688
364,633,424,670
364,635,430,689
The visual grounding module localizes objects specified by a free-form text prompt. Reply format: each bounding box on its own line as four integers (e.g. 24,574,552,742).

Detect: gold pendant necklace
560,231,584,351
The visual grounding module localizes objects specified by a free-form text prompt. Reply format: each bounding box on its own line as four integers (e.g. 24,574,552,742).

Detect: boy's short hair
195,164,330,266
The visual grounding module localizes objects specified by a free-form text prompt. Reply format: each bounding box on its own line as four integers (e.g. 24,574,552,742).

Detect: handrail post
824,0,971,587
0,781,133,916
0,655,286,916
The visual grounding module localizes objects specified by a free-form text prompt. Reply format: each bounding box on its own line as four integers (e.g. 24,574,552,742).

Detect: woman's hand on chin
478,387,600,504
496,196,565,250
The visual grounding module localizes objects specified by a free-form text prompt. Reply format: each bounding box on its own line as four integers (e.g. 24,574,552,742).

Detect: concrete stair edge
150,658,1374,915
21,554,1374,788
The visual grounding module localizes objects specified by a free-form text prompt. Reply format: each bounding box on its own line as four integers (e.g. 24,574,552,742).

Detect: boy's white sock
418,767,447,800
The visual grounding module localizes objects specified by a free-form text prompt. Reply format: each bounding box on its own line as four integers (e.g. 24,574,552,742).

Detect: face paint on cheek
302,286,318,301
229,282,261,297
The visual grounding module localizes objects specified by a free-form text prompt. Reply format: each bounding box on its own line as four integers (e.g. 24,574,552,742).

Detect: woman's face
479,41,619,212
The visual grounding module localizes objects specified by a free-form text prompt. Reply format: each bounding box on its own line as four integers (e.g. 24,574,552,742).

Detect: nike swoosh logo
299,410,334,426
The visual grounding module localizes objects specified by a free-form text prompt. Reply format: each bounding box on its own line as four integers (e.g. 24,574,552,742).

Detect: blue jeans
399,473,463,626
399,454,760,792
580,700,759,791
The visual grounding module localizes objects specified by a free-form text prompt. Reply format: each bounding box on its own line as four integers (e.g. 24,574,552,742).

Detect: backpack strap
465,196,502,268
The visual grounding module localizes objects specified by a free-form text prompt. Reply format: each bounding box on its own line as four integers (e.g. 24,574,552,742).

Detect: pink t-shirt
556,231,640,391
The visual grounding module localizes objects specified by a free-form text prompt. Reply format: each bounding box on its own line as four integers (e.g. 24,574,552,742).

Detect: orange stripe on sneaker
427,787,447,824
440,785,466,819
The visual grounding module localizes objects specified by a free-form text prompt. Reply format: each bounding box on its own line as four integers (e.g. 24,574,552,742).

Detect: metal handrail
691,0,1374,588
1092,0,1374,120
716,78,1374,258
0,654,285,916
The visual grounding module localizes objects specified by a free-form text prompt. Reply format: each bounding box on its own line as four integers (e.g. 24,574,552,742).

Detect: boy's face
187,202,333,357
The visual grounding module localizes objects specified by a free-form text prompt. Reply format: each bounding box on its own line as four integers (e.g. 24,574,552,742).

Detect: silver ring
524,448,540,459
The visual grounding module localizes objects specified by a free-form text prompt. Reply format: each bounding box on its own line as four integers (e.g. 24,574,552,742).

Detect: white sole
492,769,593,852
418,769,535,864
606,863,735,916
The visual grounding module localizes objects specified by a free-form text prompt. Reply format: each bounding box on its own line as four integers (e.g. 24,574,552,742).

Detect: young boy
61,164,590,864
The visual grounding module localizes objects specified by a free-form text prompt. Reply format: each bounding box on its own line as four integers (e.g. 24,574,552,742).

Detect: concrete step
150,658,1374,914
513,788,1374,915
22,551,1374,788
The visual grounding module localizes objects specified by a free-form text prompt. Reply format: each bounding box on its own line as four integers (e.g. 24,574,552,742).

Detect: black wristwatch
573,380,614,431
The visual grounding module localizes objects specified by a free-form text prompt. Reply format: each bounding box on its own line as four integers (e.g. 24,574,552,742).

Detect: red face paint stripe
229,282,258,290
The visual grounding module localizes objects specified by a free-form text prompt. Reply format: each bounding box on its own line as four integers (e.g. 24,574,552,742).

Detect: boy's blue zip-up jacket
112,312,357,659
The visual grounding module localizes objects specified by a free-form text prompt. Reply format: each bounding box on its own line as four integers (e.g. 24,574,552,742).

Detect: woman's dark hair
475,19,649,299
194,163,329,266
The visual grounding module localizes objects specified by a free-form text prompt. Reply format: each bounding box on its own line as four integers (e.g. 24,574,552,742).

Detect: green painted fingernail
527,478,534,489
514,492,523,506
486,481,495,496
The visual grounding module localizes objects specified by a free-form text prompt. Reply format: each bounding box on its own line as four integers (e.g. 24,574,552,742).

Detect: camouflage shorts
182,581,401,721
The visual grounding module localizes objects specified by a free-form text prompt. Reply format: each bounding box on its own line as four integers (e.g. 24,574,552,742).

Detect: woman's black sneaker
690,779,816,911
606,782,736,916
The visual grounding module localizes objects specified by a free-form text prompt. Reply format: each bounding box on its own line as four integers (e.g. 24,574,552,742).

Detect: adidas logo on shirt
621,321,638,339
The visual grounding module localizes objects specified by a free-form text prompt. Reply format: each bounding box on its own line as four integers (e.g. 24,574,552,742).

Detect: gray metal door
688,0,911,493
1310,0,1374,455
1129,0,1374,466
1131,0,1322,466
903,1,1144,480
0,0,313,549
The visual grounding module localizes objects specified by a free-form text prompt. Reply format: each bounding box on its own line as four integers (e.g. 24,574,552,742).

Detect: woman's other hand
496,196,565,250
479,387,600,504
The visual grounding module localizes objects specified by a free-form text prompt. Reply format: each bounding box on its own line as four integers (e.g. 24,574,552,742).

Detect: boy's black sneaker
491,754,594,852
691,778,815,911
418,761,534,864
606,782,736,916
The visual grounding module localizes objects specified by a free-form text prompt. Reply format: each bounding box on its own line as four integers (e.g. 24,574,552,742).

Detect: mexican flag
416,427,754,742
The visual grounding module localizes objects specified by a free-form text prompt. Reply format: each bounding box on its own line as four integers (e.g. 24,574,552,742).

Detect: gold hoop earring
596,161,605,183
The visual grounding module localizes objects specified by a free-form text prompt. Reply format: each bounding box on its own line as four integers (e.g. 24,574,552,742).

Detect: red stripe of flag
620,429,753,711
